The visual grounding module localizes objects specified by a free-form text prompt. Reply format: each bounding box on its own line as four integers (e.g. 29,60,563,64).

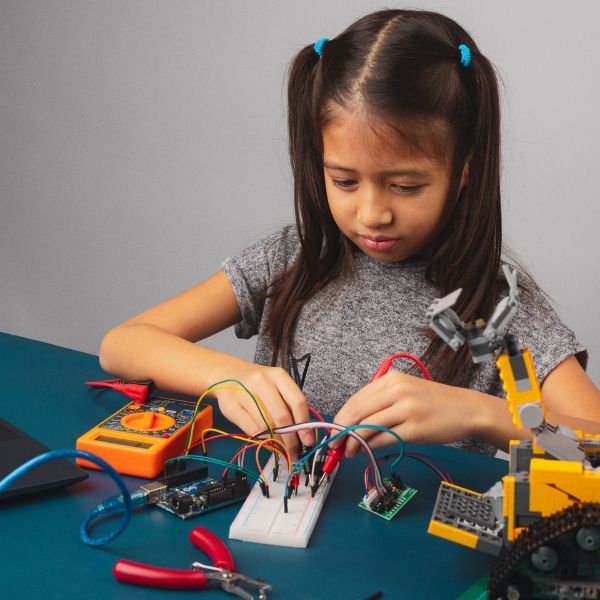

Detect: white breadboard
229,454,338,548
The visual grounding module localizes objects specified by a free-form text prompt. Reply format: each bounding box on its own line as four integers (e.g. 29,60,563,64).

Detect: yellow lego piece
502,474,518,543
427,520,480,549
529,457,600,516
497,349,544,431
441,481,483,496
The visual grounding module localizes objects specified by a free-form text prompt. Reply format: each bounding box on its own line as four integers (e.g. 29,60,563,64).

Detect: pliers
113,526,272,599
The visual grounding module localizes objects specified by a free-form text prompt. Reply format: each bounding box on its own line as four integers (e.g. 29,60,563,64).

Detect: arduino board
154,470,251,519
76,397,212,478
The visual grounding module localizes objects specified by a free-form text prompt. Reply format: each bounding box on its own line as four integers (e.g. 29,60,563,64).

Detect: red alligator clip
84,379,153,404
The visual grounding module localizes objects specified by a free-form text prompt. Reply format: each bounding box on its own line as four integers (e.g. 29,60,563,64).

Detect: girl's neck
351,244,427,270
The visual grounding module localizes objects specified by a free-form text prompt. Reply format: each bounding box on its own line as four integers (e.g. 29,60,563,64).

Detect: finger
253,369,316,457
342,423,379,457
218,397,265,439
248,388,301,459
334,374,399,429
266,408,301,460
329,386,393,451
362,429,407,451
218,396,295,468
274,373,314,447
343,406,407,457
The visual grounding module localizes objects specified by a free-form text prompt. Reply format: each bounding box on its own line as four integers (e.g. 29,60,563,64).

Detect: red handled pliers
113,526,271,599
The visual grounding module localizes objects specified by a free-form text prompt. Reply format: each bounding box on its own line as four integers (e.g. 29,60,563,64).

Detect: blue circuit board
154,474,250,519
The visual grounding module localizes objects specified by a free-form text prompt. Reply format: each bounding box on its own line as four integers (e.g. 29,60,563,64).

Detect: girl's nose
356,188,393,228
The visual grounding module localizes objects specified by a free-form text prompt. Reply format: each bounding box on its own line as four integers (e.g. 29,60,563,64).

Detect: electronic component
358,476,417,521
138,460,250,519
229,454,338,548
76,397,213,478
154,472,250,519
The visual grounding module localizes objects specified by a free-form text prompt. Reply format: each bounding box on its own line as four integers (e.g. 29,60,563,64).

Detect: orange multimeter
76,397,213,478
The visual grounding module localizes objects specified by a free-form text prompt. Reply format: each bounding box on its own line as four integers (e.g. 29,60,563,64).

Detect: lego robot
425,266,600,600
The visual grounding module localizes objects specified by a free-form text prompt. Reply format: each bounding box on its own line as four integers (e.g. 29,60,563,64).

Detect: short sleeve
220,225,300,339
510,284,588,383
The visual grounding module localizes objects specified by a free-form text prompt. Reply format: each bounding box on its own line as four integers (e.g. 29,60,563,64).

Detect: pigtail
287,45,326,255
266,43,349,368
422,45,503,384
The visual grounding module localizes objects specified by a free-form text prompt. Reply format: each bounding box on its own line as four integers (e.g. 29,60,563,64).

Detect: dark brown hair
266,9,504,385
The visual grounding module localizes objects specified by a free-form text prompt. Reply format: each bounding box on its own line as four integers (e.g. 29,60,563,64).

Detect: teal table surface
0,332,506,600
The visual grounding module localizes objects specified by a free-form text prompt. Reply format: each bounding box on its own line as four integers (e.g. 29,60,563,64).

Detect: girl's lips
362,236,399,252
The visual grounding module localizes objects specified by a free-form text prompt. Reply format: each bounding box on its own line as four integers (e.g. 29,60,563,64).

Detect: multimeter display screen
95,435,153,449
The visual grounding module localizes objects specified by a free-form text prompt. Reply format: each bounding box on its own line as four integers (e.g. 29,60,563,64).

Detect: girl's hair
266,9,503,385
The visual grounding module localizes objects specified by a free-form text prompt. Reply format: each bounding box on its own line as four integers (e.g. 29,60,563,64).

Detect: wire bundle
1,351,452,546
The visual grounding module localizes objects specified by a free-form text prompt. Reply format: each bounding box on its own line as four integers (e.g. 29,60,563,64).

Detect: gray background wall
2,1,599,385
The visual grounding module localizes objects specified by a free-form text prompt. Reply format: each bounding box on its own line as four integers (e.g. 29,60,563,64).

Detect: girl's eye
390,184,423,195
331,178,357,189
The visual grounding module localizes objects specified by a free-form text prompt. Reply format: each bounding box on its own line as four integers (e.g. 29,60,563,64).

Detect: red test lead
370,352,431,382
321,441,346,479
84,379,154,404
290,472,300,495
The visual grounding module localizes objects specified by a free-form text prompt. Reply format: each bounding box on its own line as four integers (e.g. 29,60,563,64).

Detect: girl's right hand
211,363,314,459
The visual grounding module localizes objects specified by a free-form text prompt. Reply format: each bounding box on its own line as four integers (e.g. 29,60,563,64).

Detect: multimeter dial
96,400,197,439
120,411,176,432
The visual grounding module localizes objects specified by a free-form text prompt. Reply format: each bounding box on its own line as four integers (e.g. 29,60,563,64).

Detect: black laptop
0,417,88,501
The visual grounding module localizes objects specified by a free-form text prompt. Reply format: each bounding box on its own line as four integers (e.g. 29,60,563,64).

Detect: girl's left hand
333,371,487,456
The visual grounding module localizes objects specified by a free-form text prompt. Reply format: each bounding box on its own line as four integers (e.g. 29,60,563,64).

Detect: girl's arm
534,355,600,433
333,355,600,455
478,356,600,448
99,271,313,455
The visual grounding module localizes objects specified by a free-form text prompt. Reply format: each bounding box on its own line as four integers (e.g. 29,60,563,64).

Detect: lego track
488,502,600,600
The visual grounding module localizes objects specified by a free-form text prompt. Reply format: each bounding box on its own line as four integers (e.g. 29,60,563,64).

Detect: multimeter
76,396,213,478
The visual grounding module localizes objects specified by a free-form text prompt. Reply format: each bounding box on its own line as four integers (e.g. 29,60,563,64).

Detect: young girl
99,9,600,459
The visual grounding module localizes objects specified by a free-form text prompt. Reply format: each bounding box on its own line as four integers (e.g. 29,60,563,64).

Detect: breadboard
229,454,337,548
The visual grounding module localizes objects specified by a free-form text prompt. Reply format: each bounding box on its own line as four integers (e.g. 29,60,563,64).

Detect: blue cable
0,448,138,546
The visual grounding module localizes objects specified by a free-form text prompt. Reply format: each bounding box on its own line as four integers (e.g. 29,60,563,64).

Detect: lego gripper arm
424,265,519,363
425,265,584,462
424,288,465,351
483,265,519,342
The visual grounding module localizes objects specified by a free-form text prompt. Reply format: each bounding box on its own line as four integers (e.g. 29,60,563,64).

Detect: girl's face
322,108,460,263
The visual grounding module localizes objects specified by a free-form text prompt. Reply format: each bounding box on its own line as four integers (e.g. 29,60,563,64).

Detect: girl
99,9,600,459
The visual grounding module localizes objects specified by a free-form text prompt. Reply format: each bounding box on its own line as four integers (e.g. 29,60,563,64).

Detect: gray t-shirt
221,225,587,455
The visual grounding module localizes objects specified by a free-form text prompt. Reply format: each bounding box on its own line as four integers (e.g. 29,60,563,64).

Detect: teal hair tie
458,43,471,67
313,37,329,57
